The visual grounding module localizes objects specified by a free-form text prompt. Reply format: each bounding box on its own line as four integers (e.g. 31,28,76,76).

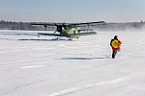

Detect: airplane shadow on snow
18,38,73,41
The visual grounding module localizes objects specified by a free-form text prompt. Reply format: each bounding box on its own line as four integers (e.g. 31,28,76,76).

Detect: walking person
110,35,122,59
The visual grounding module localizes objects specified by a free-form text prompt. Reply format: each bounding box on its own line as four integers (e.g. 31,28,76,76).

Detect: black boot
112,50,117,59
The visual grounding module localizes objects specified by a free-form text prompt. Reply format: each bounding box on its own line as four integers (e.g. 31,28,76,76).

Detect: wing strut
44,25,47,31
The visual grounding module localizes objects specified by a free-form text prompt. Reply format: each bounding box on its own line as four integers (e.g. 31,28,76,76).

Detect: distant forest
0,20,145,31
0,20,55,31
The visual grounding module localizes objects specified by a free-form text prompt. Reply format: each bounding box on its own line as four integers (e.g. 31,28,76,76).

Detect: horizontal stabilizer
79,32,97,35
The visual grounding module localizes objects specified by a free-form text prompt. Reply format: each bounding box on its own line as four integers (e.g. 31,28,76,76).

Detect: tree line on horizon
0,20,55,31
0,20,145,31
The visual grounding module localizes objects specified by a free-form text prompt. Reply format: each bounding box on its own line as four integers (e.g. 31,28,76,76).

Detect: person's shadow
61,56,109,60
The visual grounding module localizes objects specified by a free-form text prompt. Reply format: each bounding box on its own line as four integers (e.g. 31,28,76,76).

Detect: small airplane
31,21,105,39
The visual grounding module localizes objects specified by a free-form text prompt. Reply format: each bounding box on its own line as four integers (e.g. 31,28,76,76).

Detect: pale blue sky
0,0,145,22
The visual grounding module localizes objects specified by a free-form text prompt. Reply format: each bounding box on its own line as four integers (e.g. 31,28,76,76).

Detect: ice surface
0,30,145,96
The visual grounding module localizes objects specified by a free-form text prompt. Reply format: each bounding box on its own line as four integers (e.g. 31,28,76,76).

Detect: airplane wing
31,23,56,26
68,21,106,27
31,21,105,27
38,32,96,39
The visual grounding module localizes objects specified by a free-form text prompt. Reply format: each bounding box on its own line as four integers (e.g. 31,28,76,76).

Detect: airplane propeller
54,23,64,36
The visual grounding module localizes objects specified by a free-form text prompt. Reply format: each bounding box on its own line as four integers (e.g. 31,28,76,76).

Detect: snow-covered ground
0,30,145,96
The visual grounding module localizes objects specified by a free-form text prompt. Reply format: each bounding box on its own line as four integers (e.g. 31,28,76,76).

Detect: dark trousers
112,50,117,59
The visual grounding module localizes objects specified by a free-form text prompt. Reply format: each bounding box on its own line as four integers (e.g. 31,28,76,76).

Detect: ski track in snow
47,68,145,96
20,65,46,69
47,76,129,96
